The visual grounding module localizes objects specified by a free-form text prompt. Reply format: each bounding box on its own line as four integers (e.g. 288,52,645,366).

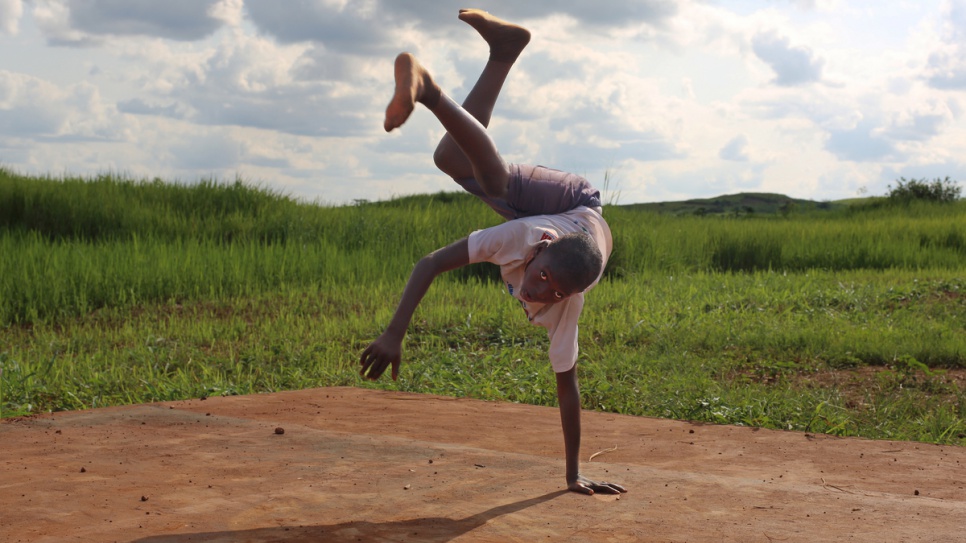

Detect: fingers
360,341,402,381
359,347,372,377
592,482,627,494
590,480,627,494
609,482,628,493
363,357,388,380
359,346,388,380
572,475,628,496
568,482,594,496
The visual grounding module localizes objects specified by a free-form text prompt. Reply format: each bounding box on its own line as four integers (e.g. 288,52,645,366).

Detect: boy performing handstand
360,9,626,497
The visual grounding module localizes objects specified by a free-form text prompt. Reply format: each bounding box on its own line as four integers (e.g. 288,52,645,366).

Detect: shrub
887,177,961,204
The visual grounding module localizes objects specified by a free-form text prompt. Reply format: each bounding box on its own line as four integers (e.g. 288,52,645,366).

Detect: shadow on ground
132,490,568,543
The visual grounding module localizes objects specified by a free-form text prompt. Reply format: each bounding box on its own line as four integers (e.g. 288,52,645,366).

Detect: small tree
886,177,961,203
779,201,796,217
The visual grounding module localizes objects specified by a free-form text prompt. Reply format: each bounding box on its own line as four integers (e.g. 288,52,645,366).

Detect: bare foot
458,9,531,63
384,53,440,132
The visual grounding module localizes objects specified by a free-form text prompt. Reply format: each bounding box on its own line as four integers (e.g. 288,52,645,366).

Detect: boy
360,9,626,497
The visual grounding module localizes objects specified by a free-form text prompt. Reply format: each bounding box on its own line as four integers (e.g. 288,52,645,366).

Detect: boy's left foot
384,53,441,132
458,9,531,63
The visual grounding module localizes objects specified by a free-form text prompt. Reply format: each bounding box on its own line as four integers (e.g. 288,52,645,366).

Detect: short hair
545,232,603,293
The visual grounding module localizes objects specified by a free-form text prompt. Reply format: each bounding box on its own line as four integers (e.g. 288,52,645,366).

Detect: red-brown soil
2,387,964,542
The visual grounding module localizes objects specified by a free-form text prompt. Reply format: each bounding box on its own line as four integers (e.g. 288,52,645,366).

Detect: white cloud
32,0,225,46
243,0,681,51
67,0,223,41
923,0,966,89
943,0,966,36
719,134,750,161
925,48,966,90
0,0,22,35
169,131,242,170
208,0,243,28
0,71,122,140
883,99,957,142
752,31,825,86
244,0,419,54
824,116,896,162
161,33,379,137
0,71,68,136
3,1,965,204
32,0,99,46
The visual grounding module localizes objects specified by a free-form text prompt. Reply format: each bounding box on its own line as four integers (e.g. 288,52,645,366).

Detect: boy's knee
433,145,462,178
432,146,451,173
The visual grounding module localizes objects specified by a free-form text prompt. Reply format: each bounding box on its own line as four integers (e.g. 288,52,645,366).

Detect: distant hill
357,190,864,216
617,192,847,216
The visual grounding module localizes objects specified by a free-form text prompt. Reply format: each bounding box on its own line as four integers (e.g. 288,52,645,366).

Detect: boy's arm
555,367,627,495
360,237,470,381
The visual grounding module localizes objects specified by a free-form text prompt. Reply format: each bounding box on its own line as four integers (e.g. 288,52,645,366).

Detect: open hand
359,332,402,381
568,474,627,496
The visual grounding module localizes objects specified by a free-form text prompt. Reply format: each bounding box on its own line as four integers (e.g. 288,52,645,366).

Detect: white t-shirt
467,206,613,373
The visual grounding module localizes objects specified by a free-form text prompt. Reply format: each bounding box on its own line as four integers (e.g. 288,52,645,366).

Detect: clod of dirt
274,427,285,435
80,467,86,473
140,496,149,502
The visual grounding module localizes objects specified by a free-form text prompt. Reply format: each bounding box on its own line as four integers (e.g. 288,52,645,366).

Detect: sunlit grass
1,169,964,445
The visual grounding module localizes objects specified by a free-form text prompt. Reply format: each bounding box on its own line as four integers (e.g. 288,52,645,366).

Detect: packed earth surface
2,386,964,542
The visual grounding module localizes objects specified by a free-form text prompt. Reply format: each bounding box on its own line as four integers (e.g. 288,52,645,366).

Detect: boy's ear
529,239,552,260
526,238,553,262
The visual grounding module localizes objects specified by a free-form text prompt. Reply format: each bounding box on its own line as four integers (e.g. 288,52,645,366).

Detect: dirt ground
2,386,965,543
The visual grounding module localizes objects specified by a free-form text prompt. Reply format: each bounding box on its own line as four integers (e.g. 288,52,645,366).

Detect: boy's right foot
458,9,531,63
384,53,441,132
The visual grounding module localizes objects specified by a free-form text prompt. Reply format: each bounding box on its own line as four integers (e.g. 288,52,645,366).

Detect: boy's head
519,232,603,304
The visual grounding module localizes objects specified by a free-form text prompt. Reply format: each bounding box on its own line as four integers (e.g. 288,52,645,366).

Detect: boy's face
519,241,579,305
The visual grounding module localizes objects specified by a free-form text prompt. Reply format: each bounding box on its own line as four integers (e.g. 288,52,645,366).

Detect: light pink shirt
467,206,613,373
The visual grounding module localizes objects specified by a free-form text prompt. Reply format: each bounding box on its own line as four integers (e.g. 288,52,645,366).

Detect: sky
1,1,965,206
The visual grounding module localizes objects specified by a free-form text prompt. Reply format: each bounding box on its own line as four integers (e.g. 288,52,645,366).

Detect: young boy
360,9,626,497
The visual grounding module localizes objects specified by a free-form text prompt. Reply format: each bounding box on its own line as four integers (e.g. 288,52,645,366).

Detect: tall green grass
0,168,499,245
0,169,501,324
1,169,965,445
2,168,964,325
605,203,966,274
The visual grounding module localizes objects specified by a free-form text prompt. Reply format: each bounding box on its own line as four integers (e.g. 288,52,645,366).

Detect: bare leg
433,10,530,194
385,53,509,198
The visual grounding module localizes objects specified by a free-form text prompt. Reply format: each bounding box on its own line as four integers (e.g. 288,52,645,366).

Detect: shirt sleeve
539,293,584,373
467,220,535,266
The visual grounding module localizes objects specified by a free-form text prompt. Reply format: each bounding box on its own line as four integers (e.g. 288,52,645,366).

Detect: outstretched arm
360,237,470,381
555,367,627,495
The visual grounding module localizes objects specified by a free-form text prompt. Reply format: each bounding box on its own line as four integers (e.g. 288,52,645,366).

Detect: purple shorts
453,164,602,221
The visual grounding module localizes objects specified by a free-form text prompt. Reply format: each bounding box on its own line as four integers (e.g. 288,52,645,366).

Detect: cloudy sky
1,1,964,205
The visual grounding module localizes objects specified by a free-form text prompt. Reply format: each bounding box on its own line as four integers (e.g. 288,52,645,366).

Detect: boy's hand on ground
568,474,627,496
360,333,402,381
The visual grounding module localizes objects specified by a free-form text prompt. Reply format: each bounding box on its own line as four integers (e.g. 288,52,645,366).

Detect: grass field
2,168,965,445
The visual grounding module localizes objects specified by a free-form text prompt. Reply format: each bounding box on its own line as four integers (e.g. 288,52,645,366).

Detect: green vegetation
887,176,962,204
2,168,965,446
